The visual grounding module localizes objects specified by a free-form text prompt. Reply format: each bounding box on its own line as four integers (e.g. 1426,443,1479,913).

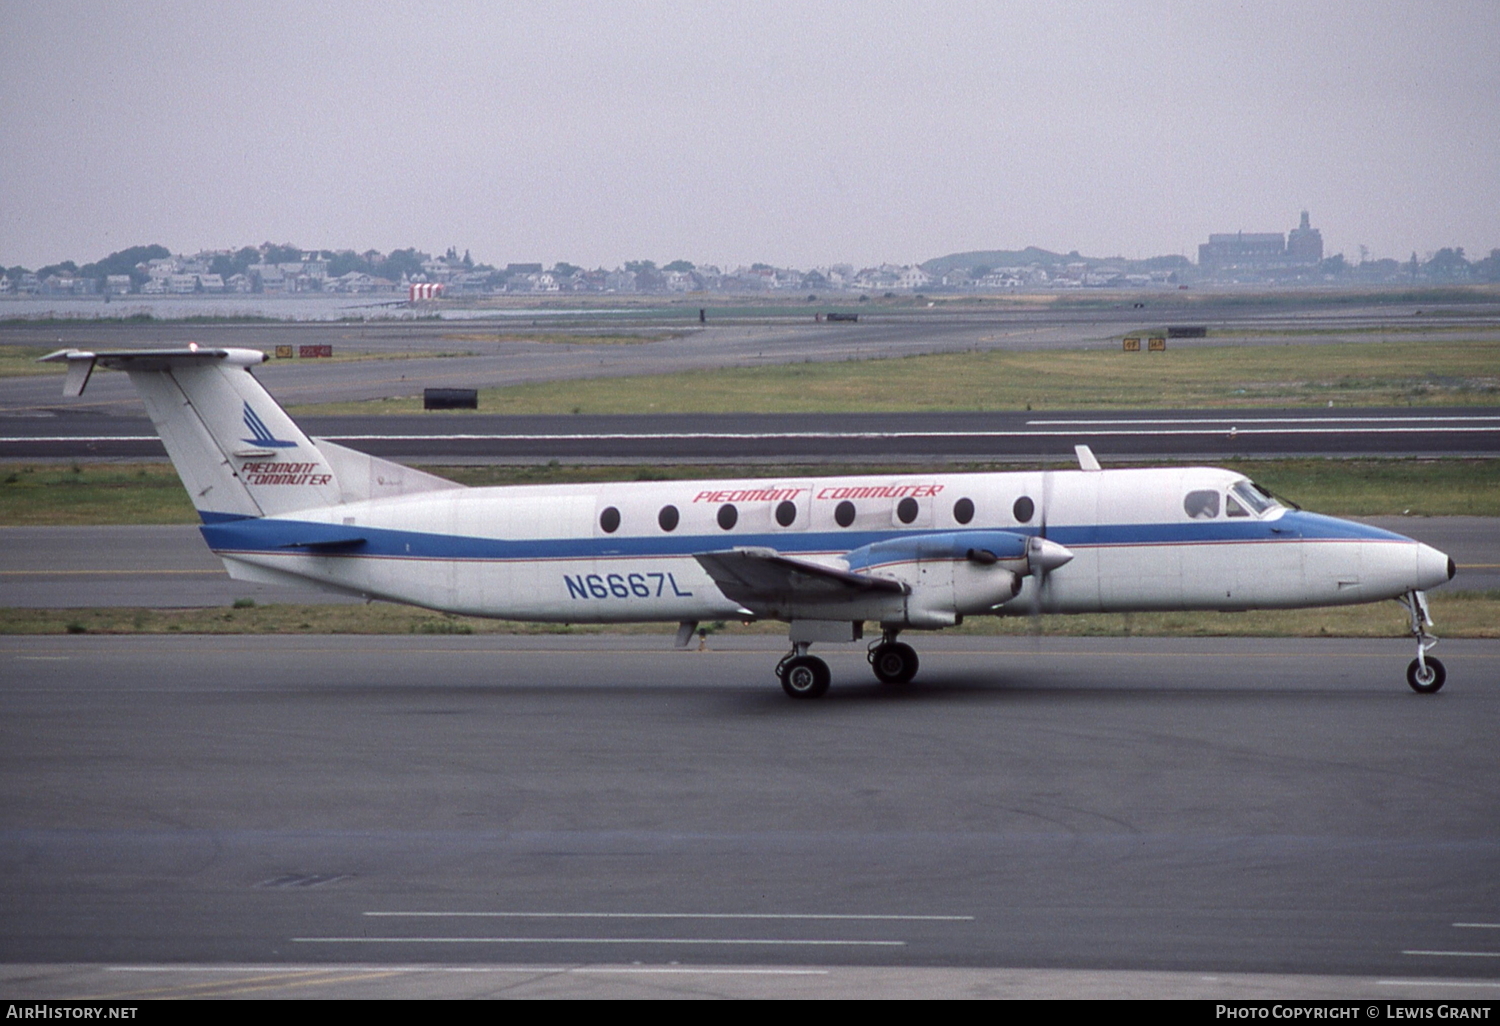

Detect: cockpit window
1184,489,1220,519
1231,479,1280,516
1225,494,1250,517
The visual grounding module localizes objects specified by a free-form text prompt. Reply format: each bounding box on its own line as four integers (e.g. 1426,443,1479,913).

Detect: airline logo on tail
241,402,299,448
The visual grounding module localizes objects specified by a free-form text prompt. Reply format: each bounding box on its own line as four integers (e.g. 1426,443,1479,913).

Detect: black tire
781,656,830,699
1407,657,1446,694
870,642,919,685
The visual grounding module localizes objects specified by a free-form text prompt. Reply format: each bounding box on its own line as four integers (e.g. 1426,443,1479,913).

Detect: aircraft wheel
1407,657,1446,694
781,656,830,699
870,642,919,684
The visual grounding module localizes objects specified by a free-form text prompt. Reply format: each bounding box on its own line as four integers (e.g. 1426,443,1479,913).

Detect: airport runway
5,408,1499,463
4,301,1498,413
2,634,1498,996
2,517,1495,609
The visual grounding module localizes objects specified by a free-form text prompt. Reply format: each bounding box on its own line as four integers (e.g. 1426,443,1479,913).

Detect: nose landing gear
1399,590,1445,694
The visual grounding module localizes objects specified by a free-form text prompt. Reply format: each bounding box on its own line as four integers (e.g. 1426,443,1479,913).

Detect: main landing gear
1399,589,1445,694
776,630,922,698
868,632,919,685
776,643,830,699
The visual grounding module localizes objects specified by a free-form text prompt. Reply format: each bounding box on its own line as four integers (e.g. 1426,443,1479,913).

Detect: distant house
105,275,133,295
248,264,286,293
852,265,901,291
604,269,637,293
898,266,932,290
328,271,397,294
41,275,96,295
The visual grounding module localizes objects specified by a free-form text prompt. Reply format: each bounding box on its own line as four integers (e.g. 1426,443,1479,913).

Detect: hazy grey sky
3,1,1497,270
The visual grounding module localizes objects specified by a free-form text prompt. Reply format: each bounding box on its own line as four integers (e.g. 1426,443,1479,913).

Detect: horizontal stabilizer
40,347,263,395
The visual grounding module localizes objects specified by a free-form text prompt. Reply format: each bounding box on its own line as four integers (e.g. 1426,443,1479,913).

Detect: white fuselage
203,465,1453,628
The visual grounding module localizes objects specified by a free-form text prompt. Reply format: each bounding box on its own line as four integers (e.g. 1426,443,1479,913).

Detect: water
0,294,629,322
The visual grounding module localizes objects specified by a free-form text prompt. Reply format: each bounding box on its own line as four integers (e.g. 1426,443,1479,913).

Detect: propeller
1027,461,1075,631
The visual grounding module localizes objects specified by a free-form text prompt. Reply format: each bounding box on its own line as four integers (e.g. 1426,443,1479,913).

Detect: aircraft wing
694,546,907,610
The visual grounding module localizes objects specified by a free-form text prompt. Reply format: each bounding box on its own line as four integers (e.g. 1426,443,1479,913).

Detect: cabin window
834,500,856,527
953,497,974,524
1225,494,1250,518
717,504,738,530
896,497,919,524
1184,490,1219,519
658,505,680,532
775,500,797,527
1013,496,1035,523
599,506,621,533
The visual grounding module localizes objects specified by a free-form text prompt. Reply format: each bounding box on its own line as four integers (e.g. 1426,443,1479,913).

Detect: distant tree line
6,241,1500,290
1321,247,1500,283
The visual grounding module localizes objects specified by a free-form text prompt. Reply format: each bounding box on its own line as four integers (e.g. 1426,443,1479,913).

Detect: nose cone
1416,543,1456,590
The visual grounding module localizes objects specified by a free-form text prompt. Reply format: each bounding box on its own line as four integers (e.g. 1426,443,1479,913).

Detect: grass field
0,345,70,377
3,458,1497,525
0,344,486,377
5,590,1495,638
287,338,1500,416
440,331,684,345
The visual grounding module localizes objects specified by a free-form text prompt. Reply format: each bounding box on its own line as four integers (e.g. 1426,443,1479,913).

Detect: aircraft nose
1416,543,1454,590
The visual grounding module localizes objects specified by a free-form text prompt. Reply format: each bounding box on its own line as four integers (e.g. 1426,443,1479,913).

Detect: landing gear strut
1399,590,1445,694
777,642,830,699
868,631,919,684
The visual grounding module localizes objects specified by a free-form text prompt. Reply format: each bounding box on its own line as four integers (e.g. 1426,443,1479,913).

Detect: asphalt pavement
5,408,1499,463
2,633,1498,995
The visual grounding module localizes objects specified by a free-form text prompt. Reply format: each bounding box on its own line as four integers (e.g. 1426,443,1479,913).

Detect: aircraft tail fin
41,347,460,521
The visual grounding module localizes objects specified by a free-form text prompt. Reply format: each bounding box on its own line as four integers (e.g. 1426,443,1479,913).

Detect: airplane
41,345,1457,698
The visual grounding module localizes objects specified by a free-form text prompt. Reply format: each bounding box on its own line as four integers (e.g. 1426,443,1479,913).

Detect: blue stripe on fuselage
199,509,1416,563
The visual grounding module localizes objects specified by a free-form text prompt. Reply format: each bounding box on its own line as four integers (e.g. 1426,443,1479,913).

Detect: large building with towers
1198,211,1324,275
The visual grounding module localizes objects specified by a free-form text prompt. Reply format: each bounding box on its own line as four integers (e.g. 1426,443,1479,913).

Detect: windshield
1231,479,1281,517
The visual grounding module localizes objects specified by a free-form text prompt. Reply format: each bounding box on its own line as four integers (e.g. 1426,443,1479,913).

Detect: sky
2,0,1497,271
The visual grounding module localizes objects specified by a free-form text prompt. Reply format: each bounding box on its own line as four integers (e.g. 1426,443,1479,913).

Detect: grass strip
3,458,1497,525
5,591,1495,638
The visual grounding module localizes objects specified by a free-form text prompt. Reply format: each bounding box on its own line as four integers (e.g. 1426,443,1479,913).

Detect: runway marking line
294,937,906,947
1403,950,1500,958
1378,980,1500,989
0,569,221,576
92,967,403,1000
365,911,973,921
11,423,1500,447
1030,416,1500,426
108,964,825,975
569,967,829,975
1455,923,1500,928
